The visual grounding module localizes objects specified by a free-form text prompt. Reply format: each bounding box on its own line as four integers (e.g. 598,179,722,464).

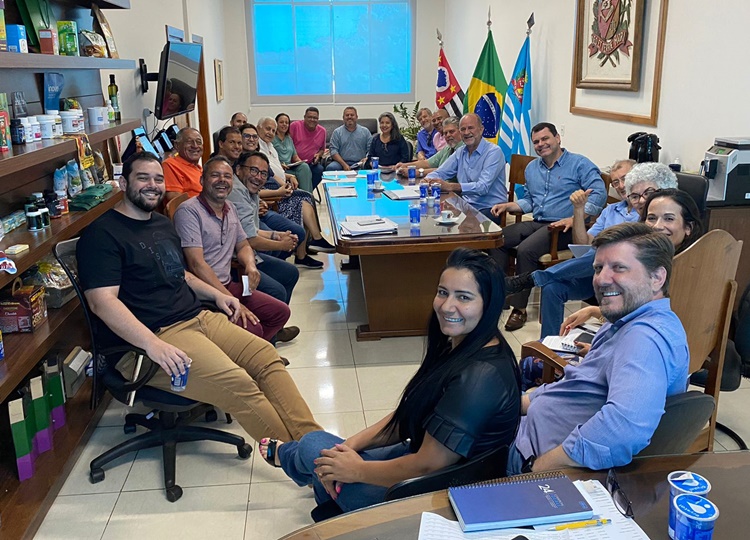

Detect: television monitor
154,41,202,120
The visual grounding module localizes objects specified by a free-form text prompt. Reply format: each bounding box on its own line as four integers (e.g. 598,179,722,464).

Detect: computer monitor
154,41,202,120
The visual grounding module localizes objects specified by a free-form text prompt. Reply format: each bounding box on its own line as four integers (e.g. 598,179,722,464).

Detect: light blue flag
498,35,533,163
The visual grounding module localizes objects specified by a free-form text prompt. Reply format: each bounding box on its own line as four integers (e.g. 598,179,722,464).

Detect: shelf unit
0,52,135,70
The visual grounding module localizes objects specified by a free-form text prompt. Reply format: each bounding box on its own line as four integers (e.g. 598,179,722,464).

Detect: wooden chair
500,154,535,228
165,192,189,221
521,229,742,453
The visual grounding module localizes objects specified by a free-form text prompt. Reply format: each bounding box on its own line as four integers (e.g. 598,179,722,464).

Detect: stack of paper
328,186,358,198
323,170,357,180
384,187,420,200
541,328,596,353
340,215,398,236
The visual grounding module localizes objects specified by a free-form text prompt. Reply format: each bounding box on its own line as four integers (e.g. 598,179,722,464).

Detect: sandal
260,437,282,468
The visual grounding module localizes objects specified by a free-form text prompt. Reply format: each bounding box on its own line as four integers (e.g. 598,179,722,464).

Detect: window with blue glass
247,0,415,104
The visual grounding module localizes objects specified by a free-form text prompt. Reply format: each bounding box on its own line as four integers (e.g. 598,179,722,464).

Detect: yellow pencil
548,518,612,531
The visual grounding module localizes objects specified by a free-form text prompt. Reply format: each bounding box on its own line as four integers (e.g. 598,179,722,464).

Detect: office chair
675,172,709,221
637,392,716,456
310,445,509,523
54,238,252,502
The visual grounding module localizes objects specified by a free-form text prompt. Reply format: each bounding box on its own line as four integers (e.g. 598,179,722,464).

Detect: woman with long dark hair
259,248,522,513
367,112,411,168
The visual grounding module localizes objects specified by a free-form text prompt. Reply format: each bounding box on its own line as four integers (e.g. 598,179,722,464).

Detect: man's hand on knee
146,339,191,378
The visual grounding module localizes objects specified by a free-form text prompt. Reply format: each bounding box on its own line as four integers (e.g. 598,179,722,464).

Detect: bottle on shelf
108,74,121,122
106,99,115,123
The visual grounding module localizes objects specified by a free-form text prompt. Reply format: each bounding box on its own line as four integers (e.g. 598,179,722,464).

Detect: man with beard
76,152,321,443
395,116,463,180
506,222,689,474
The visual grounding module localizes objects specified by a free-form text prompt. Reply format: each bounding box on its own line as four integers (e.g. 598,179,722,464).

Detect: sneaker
505,272,535,296
294,255,324,269
307,237,336,254
276,326,300,343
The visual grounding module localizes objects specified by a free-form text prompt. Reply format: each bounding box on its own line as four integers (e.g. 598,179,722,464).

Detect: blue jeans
260,210,306,259
325,160,358,171
257,253,299,304
278,430,411,512
534,251,596,338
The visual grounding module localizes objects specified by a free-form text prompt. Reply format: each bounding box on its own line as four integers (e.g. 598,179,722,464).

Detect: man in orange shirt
164,127,204,202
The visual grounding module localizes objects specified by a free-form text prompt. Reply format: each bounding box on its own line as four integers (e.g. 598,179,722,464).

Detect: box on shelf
38,27,59,55
0,280,48,333
56,21,78,57
0,1,7,53
0,92,10,153
6,24,28,53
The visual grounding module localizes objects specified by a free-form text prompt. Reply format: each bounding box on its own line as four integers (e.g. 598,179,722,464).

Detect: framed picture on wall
574,0,645,91
214,59,224,103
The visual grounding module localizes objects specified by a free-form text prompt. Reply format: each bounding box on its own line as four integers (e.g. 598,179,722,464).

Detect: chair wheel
166,484,183,502
204,409,218,423
123,423,136,434
238,443,252,459
90,468,105,483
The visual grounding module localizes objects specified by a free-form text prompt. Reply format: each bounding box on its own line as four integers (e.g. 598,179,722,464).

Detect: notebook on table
448,471,593,532
541,328,596,353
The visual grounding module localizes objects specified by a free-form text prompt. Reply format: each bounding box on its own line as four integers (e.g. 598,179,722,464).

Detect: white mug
374,179,383,190
441,210,453,221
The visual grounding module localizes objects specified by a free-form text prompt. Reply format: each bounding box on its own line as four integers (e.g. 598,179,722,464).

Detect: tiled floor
36,200,749,540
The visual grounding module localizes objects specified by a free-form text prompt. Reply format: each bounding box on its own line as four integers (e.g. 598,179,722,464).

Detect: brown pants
118,311,321,442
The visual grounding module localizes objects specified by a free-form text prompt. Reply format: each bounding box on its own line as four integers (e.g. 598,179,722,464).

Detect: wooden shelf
0,378,111,540
0,52,134,70
0,119,140,180
0,189,122,292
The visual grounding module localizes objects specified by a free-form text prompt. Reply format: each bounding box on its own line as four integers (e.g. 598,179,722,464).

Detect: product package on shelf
56,21,78,56
0,1,6,53
30,376,53,453
8,395,38,481
0,92,10,152
44,356,67,429
38,26,58,55
92,4,119,58
6,24,28,53
24,255,75,308
0,278,48,333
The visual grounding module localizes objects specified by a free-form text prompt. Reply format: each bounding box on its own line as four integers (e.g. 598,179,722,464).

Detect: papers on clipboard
340,215,398,236
541,327,596,353
328,186,358,198
384,186,420,200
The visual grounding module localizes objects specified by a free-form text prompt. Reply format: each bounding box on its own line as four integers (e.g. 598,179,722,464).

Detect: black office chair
310,445,509,523
637,392,715,457
675,172,709,222
53,238,252,502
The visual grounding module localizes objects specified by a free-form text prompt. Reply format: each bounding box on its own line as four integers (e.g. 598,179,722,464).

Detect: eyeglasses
610,178,624,188
242,133,259,140
606,469,634,518
239,165,268,179
627,187,658,204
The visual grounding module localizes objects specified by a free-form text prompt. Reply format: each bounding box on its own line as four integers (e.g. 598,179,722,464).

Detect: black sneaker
505,271,535,296
307,237,336,254
294,255,324,269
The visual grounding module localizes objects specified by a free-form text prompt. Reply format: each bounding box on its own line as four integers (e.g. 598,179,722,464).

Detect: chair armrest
520,341,569,384
100,345,160,393
547,226,562,260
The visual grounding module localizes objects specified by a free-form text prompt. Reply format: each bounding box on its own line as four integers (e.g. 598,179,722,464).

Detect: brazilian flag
464,29,508,144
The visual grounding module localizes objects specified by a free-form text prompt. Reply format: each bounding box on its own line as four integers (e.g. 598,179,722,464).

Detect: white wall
443,0,750,170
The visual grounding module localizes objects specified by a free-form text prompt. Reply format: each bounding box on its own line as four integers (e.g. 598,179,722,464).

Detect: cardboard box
0,93,10,153
6,24,28,54
38,27,58,55
0,282,48,333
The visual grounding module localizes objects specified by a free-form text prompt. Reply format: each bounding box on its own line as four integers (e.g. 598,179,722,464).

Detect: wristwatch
418,168,424,178
521,454,536,473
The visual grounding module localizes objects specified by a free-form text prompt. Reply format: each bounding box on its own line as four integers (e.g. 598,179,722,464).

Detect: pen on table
548,518,611,531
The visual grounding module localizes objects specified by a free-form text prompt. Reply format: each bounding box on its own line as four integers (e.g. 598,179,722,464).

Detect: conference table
323,174,503,340
281,451,750,539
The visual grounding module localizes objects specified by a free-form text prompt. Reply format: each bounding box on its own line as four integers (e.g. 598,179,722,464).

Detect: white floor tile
97,400,151,428
277,329,354,368
245,481,317,540
296,253,339,282
349,329,424,366
364,409,392,428
288,366,363,414
122,420,253,491
716,388,750,449
36,492,119,540
288,278,344,305
286,300,349,331
59,427,136,496
248,441,291,484
102,484,250,540
356,364,419,411
345,301,368,329
339,272,364,304
314,410,367,438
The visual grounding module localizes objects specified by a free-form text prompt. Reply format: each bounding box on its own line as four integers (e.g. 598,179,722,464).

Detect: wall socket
142,108,152,128
559,124,566,136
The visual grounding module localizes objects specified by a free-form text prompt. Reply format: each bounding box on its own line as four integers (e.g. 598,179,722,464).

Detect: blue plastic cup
673,494,718,540
431,183,441,200
371,156,379,169
419,182,428,200
170,364,190,392
409,204,421,225
668,471,711,538
366,171,376,189
407,166,416,184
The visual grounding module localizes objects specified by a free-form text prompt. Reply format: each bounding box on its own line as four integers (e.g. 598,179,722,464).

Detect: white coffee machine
703,137,750,205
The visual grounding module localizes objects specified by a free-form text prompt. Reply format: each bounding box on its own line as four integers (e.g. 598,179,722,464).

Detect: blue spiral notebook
448,471,593,532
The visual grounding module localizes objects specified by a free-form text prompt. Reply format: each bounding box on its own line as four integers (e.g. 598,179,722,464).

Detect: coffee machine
703,137,750,205
628,132,661,163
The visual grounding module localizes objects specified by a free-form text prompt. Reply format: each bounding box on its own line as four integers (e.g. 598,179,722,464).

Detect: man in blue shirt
491,122,606,331
507,161,679,338
425,113,507,212
325,107,372,172
415,107,437,160
507,222,689,474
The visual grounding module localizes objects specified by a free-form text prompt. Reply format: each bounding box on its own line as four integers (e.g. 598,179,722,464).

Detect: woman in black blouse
260,248,522,513
367,112,411,167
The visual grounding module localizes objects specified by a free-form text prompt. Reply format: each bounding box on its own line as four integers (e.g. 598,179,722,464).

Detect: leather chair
675,172,709,222
53,238,252,502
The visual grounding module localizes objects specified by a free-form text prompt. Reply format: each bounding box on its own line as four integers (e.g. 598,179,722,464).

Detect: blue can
366,171,377,188
419,182,428,200
409,204,421,225
407,166,417,184
371,156,379,169
673,494,718,540
431,183,441,200
170,365,190,392
410,226,421,237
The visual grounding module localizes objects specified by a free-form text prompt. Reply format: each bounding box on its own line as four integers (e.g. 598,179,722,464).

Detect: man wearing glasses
164,127,204,202
173,156,293,346
507,221,689,474
505,161,678,339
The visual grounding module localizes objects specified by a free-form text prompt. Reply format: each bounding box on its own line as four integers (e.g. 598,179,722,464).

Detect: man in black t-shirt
77,152,321,443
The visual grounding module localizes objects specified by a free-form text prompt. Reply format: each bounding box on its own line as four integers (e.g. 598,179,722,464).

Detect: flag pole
436,28,443,48
526,12,535,36
487,6,492,28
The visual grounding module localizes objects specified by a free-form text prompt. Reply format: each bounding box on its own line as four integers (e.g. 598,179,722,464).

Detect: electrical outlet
559,124,566,137
142,108,152,127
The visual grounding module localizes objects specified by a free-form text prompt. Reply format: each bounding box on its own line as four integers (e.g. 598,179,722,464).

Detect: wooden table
324,176,503,340
282,451,750,539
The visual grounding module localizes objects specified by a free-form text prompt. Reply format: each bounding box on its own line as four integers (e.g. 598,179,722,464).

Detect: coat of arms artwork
574,0,645,91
